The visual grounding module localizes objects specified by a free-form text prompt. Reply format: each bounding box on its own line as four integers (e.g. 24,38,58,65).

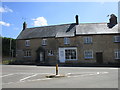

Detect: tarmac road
1,65,119,88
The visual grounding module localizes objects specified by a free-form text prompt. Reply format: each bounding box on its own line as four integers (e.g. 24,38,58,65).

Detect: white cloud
0,6,13,13
32,17,48,27
0,21,10,27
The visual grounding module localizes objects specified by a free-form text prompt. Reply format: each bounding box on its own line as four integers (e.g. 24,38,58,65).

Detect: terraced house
16,14,120,65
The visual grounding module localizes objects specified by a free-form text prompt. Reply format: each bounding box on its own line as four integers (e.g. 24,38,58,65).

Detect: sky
0,2,118,39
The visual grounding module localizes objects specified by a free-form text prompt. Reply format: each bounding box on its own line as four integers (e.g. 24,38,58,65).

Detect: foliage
2,37,16,57
2,58,16,64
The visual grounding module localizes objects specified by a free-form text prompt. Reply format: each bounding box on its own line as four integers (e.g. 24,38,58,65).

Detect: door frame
39,52,44,62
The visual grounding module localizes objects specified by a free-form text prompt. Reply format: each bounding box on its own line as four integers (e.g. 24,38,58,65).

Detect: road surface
1,65,119,88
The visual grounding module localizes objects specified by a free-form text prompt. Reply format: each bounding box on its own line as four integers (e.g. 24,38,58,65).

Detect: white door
59,48,65,62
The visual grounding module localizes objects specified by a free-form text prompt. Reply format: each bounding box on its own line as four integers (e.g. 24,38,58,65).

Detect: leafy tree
2,37,16,57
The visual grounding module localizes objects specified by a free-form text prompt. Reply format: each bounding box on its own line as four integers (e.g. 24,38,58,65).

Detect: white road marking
20,74,38,82
2,72,109,85
27,78,52,82
2,82,15,85
67,72,109,78
1,73,52,77
15,73,52,75
2,78,52,85
0,73,14,78
2,73,52,85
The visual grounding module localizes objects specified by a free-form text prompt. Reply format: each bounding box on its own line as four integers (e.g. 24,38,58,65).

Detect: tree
2,37,16,57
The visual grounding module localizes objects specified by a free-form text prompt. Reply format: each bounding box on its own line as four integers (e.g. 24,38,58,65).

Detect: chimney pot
23,22,27,30
75,15,79,25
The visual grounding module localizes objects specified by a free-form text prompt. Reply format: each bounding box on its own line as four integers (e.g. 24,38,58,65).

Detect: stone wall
16,34,120,65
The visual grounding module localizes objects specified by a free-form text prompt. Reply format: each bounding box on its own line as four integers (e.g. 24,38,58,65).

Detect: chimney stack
23,22,27,30
75,15,79,25
107,14,117,28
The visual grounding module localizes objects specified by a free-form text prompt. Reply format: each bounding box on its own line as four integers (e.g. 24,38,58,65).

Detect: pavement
1,65,119,88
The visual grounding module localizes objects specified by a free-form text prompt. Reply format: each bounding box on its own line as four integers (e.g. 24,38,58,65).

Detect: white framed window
64,38,70,45
114,50,120,59
48,50,54,56
84,37,92,44
65,49,77,60
114,36,120,42
25,40,30,46
84,50,93,59
42,39,47,45
24,50,31,57
59,47,77,62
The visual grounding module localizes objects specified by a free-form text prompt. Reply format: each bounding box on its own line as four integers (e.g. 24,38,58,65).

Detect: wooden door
96,52,103,64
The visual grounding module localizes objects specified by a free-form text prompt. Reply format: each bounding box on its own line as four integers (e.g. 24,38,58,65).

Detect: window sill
64,43,70,45
66,59,78,61
114,41,120,43
25,45,30,47
115,58,120,60
48,55,54,56
84,58,93,60
84,43,93,44
24,56,32,58
42,45,47,46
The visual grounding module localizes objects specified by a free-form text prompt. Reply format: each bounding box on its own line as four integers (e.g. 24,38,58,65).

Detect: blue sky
1,2,118,39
